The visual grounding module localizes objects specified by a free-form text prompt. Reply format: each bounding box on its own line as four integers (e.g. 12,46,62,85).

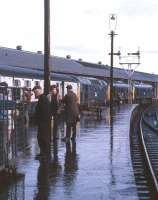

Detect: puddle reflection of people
63,141,78,192
51,140,62,176
34,141,62,200
34,162,49,200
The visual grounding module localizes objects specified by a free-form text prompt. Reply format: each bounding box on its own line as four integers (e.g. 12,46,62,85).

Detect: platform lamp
109,14,117,111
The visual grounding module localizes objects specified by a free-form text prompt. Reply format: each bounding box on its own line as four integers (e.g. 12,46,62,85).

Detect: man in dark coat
47,85,61,140
62,85,79,141
32,86,51,160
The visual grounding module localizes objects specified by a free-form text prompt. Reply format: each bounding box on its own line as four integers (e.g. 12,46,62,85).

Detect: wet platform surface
0,105,139,200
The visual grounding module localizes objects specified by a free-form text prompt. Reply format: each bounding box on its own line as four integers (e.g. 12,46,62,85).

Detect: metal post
44,0,51,159
44,0,50,95
128,64,131,104
119,49,140,104
110,31,114,111
128,72,132,104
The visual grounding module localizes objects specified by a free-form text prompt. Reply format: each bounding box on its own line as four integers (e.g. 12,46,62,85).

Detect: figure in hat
47,84,61,141
32,85,51,160
62,84,79,142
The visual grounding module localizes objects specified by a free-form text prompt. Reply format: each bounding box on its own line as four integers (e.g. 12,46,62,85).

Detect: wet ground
0,105,139,200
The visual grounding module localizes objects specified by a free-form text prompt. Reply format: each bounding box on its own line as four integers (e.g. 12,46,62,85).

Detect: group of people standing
32,84,80,160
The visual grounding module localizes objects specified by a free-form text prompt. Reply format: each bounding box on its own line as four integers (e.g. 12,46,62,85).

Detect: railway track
130,105,158,199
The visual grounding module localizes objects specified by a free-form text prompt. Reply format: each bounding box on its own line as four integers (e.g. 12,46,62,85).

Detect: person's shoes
62,137,70,142
35,153,41,160
53,136,59,141
40,156,49,162
71,137,76,141
39,153,52,162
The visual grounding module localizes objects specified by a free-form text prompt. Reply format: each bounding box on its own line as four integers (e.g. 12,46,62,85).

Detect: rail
139,106,158,195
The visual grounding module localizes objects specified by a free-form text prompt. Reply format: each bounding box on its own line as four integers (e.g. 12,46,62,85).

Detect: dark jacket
35,94,51,124
51,94,60,116
62,91,79,123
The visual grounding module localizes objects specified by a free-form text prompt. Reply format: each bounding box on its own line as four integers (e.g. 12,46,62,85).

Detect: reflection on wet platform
0,105,139,200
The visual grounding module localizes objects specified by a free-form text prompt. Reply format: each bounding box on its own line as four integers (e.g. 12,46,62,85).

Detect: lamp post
44,0,51,156
109,14,117,111
44,0,50,95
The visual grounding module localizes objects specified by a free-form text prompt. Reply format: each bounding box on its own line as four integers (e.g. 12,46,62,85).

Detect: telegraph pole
44,0,50,95
119,49,140,103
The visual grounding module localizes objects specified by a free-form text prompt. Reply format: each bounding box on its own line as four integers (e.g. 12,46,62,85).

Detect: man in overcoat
32,86,51,160
62,85,79,141
47,85,61,140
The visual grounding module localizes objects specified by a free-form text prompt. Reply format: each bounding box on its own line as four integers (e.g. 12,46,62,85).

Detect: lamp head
109,14,117,32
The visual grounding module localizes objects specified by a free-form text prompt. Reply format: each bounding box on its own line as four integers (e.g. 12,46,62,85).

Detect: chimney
16,45,22,50
66,55,71,59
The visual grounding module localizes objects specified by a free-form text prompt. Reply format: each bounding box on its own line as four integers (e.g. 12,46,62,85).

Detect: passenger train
0,65,154,110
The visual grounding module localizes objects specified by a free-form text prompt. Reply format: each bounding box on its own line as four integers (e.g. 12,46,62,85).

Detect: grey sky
118,0,158,16
0,0,158,74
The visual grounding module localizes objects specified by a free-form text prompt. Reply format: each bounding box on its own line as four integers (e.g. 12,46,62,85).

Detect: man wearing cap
62,84,79,141
47,84,61,140
32,86,51,160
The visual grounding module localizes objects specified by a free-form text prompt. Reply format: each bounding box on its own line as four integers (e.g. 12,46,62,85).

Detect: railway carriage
72,76,107,109
132,83,153,104
106,82,129,105
0,64,155,111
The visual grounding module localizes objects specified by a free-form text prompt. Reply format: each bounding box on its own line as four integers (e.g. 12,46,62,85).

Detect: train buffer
0,105,140,199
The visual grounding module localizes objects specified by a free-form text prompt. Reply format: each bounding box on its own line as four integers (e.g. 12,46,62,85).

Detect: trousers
37,122,51,157
66,121,77,139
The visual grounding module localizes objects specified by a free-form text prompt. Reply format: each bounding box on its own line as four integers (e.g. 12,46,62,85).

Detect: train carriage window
24,80,31,88
12,88,21,100
13,79,21,87
35,81,40,86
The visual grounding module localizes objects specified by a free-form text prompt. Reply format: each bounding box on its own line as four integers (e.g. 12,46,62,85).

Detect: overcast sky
0,0,158,74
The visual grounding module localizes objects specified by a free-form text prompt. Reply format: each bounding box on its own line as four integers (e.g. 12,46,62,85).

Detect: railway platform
0,105,139,200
